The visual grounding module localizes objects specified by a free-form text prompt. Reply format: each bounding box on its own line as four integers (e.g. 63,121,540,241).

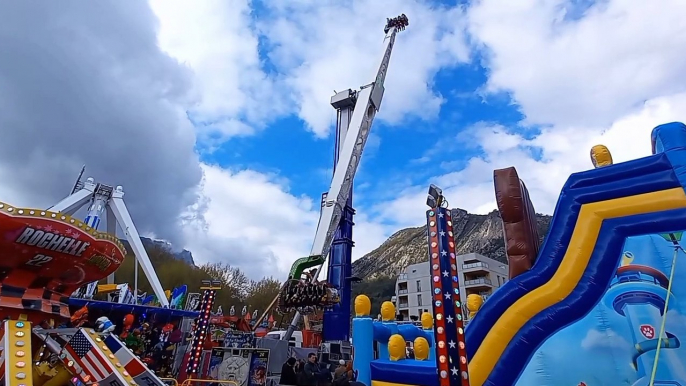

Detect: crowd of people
279,353,363,386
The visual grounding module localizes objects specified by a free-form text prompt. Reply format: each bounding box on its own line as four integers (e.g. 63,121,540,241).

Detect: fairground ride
252,14,409,348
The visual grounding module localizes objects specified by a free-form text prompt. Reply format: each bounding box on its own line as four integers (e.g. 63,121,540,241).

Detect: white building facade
392,253,509,321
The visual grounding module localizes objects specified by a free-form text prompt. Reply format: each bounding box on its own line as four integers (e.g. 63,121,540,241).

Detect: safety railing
160,378,179,386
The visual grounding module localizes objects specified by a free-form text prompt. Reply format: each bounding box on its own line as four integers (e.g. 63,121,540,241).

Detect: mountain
351,209,552,280
119,237,196,265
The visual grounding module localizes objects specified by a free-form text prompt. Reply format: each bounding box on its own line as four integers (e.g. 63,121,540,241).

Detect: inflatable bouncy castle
349,122,686,386
467,122,686,385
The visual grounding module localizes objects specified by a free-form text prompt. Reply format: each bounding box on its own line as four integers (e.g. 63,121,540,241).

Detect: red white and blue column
427,207,470,386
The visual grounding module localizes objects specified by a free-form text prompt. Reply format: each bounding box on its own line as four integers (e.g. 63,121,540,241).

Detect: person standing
300,353,319,386
280,357,298,385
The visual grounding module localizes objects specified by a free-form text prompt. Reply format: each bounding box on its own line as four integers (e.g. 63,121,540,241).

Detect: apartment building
392,253,509,321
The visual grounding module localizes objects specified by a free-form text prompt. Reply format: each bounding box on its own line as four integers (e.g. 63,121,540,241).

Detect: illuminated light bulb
433,276,439,282
459,341,465,349
16,361,26,368
15,340,25,347
439,355,446,363
431,242,437,248
123,371,129,377
15,322,24,328
462,371,469,379
116,363,122,367
438,341,445,349
102,346,108,351
440,370,447,378
15,350,25,357
449,242,454,248
68,360,74,367
84,375,91,382
15,331,24,337
447,221,452,226
429,210,435,216
436,314,443,320
437,327,444,334
460,356,467,364
432,253,438,259
430,221,435,227
96,338,102,342
16,372,26,379
109,354,115,359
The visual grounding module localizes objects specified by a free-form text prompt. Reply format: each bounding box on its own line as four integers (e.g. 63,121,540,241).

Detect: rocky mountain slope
120,236,195,265
351,209,552,280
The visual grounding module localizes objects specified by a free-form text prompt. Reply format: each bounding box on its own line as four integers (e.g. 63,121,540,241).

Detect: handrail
181,379,239,386
160,378,179,386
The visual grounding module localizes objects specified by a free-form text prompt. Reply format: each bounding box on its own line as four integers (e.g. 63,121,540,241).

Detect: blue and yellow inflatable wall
351,295,438,386
466,122,686,385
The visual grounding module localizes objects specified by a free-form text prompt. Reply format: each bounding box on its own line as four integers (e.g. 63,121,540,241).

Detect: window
416,280,422,292
417,294,422,306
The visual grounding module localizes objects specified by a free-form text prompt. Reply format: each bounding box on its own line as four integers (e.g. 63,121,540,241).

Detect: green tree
352,276,396,316
244,277,282,316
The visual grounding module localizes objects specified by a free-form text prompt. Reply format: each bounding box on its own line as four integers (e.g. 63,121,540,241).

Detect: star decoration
438,213,444,218
449,340,456,348
451,367,459,376
442,270,449,277
446,315,454,323
441,250,447,256
439,231,446,236
444,292,451,300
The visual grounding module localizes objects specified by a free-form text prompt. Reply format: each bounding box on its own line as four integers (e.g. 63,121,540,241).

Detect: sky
1,0,686,280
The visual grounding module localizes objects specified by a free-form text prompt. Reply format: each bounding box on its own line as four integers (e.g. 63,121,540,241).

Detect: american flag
104,333,165,386
63,329,120,383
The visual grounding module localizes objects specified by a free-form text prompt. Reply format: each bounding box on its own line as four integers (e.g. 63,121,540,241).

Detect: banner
185,293,201,311
248,349,269,386
224,332,255,348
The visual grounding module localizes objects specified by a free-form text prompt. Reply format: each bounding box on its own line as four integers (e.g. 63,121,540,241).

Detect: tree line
109,244,398,323
108,245,282,316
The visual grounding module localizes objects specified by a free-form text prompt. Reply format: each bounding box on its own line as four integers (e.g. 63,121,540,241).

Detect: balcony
462,261,489,274
397,289,409,295
397,273,408,281
464,277,493,289
398,302,409,309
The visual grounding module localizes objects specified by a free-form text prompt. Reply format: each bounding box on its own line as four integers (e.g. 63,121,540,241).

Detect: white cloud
260,0,470,137
151,0,471,142
468,0,686,128
149,0,287,144
183,164,395,279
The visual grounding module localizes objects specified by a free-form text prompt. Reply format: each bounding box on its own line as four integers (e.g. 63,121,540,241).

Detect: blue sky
198,63,521,202
137,0,686,277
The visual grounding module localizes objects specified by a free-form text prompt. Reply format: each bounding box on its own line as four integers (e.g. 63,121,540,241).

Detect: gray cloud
0,1,202,244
